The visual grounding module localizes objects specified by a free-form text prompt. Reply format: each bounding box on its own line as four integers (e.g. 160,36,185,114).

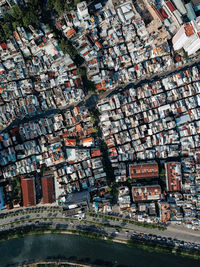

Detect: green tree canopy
12,21,19,31
74,0,81,5
2,23,12,39
10,4,23,20
54,0,65,15
59,38,77,59
64,2,70,11
22,11,40,28
27,0,42,10
3,12,12,22
46,0,54,8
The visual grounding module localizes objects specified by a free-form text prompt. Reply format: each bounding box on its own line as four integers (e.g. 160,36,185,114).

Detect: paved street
86,215,200,244
0,207,200,245
1,212,200,254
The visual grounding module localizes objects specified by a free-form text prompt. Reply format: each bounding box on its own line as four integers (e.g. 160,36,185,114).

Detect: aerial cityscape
0,0,200,266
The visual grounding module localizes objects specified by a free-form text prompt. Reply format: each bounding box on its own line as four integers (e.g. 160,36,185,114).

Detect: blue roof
185,3,196,21
175,114,190,125
0,187,4,211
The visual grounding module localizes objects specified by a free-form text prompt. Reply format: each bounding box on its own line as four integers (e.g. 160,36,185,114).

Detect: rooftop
129,163,159,179
165,162,182,192
42,175,55,204
21,176,36,207
132,185,161,202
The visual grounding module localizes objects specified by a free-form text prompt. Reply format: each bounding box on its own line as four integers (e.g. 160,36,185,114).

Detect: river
0,234,199,267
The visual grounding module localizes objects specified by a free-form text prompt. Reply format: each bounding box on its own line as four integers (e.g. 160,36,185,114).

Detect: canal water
0,234,199,267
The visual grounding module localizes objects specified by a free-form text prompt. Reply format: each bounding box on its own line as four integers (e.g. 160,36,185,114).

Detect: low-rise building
165,162,182,191
21,175,36,207
42,174,55,204
132,185,161,202
129,162,159,179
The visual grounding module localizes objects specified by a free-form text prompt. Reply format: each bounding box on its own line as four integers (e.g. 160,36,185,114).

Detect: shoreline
23,261,90,267
0,227,200,262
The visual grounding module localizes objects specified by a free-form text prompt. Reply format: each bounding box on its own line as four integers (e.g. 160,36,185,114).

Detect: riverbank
0,225,199,262
126,239,200,261
23,261,91,267
0,232,199,267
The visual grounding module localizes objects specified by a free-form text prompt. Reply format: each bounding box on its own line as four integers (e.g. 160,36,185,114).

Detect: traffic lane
85,216,200,244
0,211,62,225
1,210,200,244
1,217,200,253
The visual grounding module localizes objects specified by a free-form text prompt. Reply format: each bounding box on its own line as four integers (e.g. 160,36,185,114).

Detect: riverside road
0,207,200,245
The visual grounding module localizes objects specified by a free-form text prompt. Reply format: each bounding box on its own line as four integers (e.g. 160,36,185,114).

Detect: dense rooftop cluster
1,102,110,209
0,0,200,231
0,24,84,131
55,0,183,92
98,64,200,229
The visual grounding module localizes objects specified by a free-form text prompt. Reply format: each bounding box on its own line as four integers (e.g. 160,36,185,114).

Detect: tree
107,186,112,192
183,51,188,59
46,0,54,8
10,4,23,20
59,38,67,53
160,168,166,181
74,0,81,6
2,23,12,39
27,0,42,12
64,2,70,11
12,21,19,31
77,66,86,77
45,24,51,31
85,79,96,92
65,43,77,59
3,13,12,23
90,108,100,120
22,11,40,28
59,38,76,59
0,28,5,41
54,0,65,15
93,126,98,133
78,66,96,92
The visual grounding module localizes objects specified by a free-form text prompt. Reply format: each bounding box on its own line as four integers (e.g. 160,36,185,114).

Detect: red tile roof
21,176,36,207
0,43,8,50
66,28,76,37
10,127,19,137
56,22,62,28
160,8,168,18
160,202,171,223
184,23,194,37
129,163,159,179
42,175,54,204
132,185,161,202
76,124,83,132
74,78,82,88
91,149,101,157
165,162,182,191
65,138,76,146
82,137,93,143
166,1,176,12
